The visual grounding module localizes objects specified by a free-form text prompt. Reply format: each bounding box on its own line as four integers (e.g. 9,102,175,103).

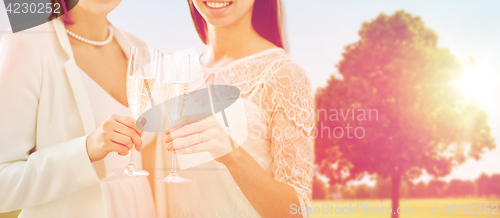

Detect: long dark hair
187,0,284,48
49,0,76,24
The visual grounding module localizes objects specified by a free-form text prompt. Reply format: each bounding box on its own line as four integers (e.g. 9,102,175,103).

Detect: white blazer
0,18,148,217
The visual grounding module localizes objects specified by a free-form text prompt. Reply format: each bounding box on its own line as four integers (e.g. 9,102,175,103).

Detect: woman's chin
78,1,121,17
205,17,236,28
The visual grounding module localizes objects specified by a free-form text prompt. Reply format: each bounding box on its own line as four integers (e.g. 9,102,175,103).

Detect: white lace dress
164,48,315,218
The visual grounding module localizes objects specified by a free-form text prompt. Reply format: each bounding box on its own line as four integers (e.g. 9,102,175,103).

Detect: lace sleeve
264,60,315,217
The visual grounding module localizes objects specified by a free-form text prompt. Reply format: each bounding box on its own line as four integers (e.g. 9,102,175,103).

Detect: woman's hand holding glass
86,114,143,162
165,115,237,164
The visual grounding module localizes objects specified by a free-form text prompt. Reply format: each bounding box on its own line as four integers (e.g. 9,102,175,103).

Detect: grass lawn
1,198,498,218
309,198,500,218
0,210,20,218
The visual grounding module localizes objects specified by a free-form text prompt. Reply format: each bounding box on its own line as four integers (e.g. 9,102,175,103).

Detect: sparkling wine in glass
156,52,192,183
127,77,156,120
161,82,190,121
114,47,160,177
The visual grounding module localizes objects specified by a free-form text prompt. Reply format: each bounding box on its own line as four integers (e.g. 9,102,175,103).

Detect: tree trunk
391,172,401,218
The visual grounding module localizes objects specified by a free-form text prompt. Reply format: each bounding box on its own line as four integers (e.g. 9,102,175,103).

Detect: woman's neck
202,10,276,68
65,5,109,41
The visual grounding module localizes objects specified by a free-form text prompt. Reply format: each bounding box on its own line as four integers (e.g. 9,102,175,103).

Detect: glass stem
129,145,136,166
171,153,177,173
129,117,138,166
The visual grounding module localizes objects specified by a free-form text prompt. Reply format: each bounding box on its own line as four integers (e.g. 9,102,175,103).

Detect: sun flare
456,64,493,107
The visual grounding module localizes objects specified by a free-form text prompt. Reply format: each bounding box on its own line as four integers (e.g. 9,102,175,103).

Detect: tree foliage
341,174,500,199
477,173,500,198
312,176,329,200
315,10,495,217
316,9,494,186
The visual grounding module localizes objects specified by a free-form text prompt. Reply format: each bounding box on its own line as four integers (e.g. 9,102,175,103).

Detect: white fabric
79,68,156,218
0,18,155,217
157,48,315,218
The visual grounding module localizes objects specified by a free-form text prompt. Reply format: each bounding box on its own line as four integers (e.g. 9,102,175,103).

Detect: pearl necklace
66,26,114,46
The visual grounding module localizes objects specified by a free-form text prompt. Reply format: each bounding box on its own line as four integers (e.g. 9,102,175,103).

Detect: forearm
0,136,100,212
221,147,302,218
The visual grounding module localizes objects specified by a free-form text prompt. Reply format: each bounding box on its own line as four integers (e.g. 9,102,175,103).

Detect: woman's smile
203,1,234,14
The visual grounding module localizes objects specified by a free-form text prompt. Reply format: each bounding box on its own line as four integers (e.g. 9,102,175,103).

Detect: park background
1,0,499,217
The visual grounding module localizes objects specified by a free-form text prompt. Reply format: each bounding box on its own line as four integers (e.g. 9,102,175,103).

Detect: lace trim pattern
206,49,314,212
170,49,314,218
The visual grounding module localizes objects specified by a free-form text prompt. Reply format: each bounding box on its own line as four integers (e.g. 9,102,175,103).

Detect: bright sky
1,0,499,183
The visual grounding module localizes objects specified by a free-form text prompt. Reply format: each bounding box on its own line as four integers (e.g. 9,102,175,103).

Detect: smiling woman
159,0,314,218
188,0,283,48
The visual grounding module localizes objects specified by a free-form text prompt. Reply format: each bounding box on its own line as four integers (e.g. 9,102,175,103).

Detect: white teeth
205,1,230,9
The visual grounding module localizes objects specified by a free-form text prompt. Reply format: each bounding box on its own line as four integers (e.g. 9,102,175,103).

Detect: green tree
445,179,477,197
354,184,374,199
427,179,447,197
411,182,428,198
492,175,500,198
315,10,495,218
340,187,356,199
312,176,329,200
374,176,392,199
486,174,500,198
476,173,490,197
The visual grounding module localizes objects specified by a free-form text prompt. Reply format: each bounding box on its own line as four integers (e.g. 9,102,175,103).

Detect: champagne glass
114,47,160,177
156,52,192,183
